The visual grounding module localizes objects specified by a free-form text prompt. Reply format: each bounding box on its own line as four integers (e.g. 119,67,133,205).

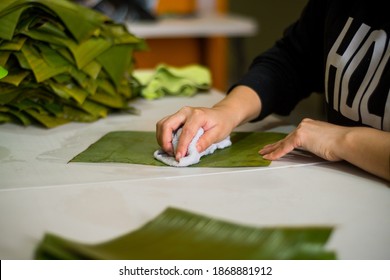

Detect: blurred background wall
228,0,308,71
79,0,326,124
228,0,326,124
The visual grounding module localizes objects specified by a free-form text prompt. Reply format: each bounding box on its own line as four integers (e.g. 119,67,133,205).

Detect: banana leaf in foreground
35,207,336,260
0,0,146,128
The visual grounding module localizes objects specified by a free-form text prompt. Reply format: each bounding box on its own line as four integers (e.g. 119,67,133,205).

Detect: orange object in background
134,0,229,91
156,0,196,16
134,38,201,68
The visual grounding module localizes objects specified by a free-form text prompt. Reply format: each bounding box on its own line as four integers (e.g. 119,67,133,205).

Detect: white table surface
126,13,258,38
0,90,389,260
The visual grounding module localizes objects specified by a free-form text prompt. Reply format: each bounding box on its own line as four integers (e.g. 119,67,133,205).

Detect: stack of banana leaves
0,0,146,128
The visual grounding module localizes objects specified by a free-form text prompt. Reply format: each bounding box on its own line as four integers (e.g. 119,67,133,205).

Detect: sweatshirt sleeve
231,0,328,121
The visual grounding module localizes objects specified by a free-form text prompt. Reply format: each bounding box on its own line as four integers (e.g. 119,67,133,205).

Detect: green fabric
70,131,287,167
132,64,212,100
34,207,336,260
0,0,145,128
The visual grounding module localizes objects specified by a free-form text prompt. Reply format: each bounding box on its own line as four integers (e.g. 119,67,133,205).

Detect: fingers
174,107,214,160
156,110,187,155
259,118,330,161
259,139,296,160
156,104,236,161
174,125,201,160
259,129,303,160
156,106,209,160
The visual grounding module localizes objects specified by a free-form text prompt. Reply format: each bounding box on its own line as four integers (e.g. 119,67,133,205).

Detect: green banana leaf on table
70,131,287,167
35,207,336,260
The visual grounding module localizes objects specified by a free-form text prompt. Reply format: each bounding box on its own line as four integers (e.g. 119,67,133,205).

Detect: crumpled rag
154,128,232,167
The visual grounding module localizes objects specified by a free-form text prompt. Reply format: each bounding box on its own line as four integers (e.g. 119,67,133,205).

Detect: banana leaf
0,113,12,123
0,37,26,51
0,0,146,128
0,0,108,42
70,131,287,167
0,7,25,40
21,42,70,82
0,86,23,105
78,99,108,118
87,90,127,108
61,105,102,122
96,44,133,88
25,108,70,128
0,66,8,79
0,70,29,86
0,51,11,65
82,60,102,80
0,105,31,125
47,81,89,104
34,207,336,260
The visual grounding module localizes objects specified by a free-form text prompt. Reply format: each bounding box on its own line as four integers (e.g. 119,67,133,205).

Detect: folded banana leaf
70,131,287,167
0,66,7,79
132,64,212,99
0,0,146,128
34,207,336,260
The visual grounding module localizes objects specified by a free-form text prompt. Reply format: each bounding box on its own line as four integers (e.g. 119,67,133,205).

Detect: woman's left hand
259,118,345,162
259,118,390,181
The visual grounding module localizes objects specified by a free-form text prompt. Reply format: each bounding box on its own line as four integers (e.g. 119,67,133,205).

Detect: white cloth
154,128,232,167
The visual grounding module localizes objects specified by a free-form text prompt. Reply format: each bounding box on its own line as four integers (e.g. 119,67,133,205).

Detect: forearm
213,85,262,128
336,127,390,181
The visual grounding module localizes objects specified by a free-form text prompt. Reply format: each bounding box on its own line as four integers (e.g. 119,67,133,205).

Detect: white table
126,14,258,38
0,90,389,259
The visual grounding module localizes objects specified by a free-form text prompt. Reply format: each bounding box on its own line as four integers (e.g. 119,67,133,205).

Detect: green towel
133,64,212,99
70,131,287,167
35,207,336,260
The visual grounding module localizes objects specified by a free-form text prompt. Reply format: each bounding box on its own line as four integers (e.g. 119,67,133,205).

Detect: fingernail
175,152,182,161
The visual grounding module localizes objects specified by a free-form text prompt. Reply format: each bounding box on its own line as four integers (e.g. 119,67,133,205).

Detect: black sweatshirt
235,0,390,131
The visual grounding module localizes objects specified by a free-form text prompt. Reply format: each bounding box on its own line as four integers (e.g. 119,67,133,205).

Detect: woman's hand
156,86,262,161
156,106,235,161
260,118,344,161
260,118,390,181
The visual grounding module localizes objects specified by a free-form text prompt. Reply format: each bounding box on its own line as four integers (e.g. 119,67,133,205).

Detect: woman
156,0,390,181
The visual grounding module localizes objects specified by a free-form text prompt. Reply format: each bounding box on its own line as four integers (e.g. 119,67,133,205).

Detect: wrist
213,85,262,127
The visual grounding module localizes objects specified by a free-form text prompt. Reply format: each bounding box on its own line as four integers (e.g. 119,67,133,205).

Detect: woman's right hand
155,85,262,161
156,105,235,161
